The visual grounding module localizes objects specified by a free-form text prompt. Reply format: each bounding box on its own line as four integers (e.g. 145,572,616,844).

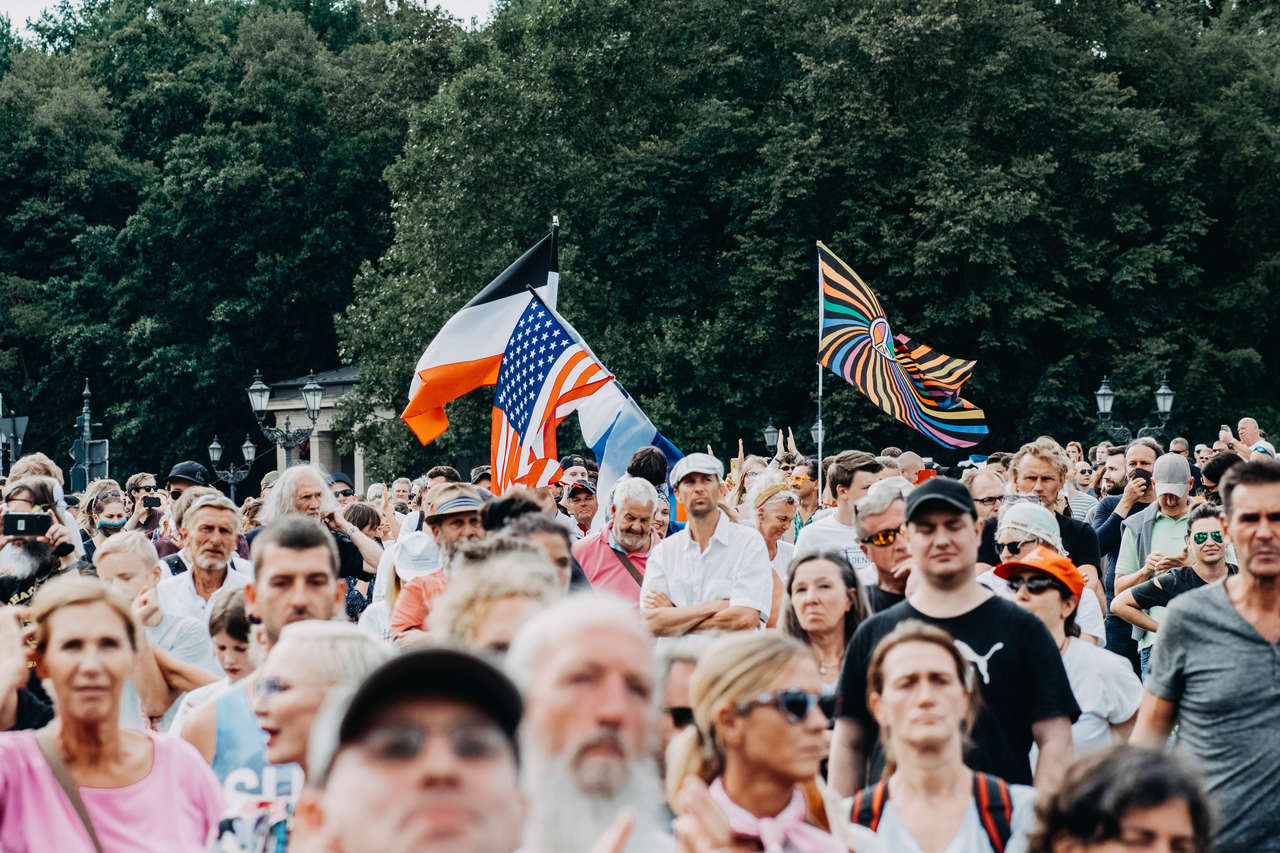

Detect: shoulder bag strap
34,730,105,853
609,547,645,587
850,779,888,831
972,771,1012,853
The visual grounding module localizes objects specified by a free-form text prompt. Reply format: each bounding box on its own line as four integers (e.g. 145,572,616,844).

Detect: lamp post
1094,375,1175,444
763,421,780,454
247,369,322,468
209,434,257,502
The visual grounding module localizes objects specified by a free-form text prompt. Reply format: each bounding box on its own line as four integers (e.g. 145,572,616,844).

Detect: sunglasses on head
1192,531,1224,545
1006,574,1064,595
735,689,830,724
860,525,905,547
334,488,355,498
666,706,694,728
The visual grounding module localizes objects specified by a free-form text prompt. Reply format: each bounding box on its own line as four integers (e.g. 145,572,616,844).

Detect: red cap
994,545,1084,598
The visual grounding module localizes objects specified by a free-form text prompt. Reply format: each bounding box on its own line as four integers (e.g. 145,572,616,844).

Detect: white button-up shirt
641,511,773,621
157,566,252,623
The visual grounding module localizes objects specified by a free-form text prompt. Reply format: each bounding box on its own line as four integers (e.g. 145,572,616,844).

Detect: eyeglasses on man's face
860,525,905,547
1192,531,1223,545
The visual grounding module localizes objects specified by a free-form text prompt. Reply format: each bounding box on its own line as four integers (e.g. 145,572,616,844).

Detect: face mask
97,519,127,535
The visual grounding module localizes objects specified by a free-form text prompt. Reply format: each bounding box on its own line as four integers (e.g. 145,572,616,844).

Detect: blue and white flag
576,380,682,521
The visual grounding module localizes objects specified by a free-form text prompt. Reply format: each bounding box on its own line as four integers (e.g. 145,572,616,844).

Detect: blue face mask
97,519,126,534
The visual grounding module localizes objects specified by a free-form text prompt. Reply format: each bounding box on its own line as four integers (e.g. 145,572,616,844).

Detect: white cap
669,453,724,488
996,500,1064,552
393,531,441,581
1153,453,1192,498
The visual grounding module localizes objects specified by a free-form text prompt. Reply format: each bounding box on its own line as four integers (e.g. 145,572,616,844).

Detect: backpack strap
849,779,889,832
972,772,1013,853
163,553,187,576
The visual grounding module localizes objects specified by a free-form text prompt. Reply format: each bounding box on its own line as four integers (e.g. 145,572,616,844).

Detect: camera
3,513,53,537
143,496,162,508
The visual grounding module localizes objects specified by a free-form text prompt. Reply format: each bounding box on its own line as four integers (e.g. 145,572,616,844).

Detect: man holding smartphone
124,471,165,535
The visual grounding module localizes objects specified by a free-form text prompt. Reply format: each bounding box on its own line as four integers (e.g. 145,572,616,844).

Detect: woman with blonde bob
850,620,1037,852
665,631,871,852
0,575,223,850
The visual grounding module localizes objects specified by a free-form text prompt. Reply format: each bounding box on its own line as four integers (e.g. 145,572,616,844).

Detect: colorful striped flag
490,296,614,493
817,242,988,448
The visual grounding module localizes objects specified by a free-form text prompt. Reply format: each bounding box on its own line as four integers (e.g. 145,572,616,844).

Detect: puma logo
954,640,1005,685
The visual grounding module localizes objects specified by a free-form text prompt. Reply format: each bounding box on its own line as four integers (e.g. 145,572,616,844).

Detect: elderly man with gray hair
573,476,662,604
853,477,914,612
246,465,382,603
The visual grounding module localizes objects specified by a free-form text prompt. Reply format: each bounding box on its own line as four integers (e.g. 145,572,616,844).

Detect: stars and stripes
491,298,613,493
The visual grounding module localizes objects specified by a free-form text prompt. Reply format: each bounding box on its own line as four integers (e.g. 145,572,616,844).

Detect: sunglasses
170,490,184,501
788,474,814,483
355,721,510,763
735,689,830,724
974,495,1004,507
998,539,1036,555
1192,531,1224,545
666,706,694,728
1006,575,1064,595
133,485,156,493
334,488,355,498
860,525,904,547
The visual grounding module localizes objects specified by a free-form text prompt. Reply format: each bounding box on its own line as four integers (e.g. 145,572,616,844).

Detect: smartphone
142,496,162,508
3,513,52,537
1129,468,1153,490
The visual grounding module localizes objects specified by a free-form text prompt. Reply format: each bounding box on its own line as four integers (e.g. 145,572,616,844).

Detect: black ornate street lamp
247,369,322,467
209,434,257,502
1095,375,1175,443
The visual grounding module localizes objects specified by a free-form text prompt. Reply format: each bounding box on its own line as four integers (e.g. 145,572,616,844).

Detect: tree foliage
340,0,1280,478
0,0,461,480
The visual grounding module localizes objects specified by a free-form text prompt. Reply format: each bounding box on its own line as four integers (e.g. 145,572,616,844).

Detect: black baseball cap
904,476,977,522
165,461,209,487
308,647,523,787
565,480,596,496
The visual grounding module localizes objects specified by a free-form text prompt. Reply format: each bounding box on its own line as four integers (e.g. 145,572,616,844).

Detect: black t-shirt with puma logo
835,595,1080,785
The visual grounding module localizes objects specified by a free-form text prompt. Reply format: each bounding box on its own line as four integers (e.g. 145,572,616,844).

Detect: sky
1,0,496,35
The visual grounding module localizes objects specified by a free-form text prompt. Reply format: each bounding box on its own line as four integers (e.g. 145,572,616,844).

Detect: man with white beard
506,593,671,853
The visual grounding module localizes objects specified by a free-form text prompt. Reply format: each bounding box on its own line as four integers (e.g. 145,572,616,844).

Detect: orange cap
994,545,1084,598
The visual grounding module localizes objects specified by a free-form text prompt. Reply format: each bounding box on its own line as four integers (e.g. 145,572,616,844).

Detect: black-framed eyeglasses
355,721,510,762
998,539,1036,555
860,525,904,547
1192,531,1224,545
666,706,694,728
735,689,829,724
1006,575,1063,595
334,488,355,498
974,495,1004,507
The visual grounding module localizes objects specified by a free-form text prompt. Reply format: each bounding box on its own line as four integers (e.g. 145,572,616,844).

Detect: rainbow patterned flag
817,242,988,448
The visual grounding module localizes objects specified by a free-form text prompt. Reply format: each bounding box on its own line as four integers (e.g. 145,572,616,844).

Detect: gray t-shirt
1146,582,1280,853
120,612,218,732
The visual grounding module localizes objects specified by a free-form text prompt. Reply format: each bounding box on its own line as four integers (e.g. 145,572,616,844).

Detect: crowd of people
0,416,1274,852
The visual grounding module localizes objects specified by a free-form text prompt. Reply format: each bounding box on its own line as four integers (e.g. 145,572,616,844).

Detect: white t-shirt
1056,638,1142,759
641,511,773,623
171,677,233,737
850,783,1037,853
977,569,1106,641
358,600,391,643
794,515,876,587
157,567,252,624
769,539,795,579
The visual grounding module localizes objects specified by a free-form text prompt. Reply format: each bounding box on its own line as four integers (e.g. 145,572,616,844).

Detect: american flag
490,297,613,493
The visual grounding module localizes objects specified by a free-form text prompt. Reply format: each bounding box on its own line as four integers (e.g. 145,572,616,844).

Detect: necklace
1057,635,1070,655
816,648,841,675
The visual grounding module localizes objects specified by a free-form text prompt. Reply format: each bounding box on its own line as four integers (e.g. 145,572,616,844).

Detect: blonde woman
0,576,223,850
850,620,1037,852
666,632,870,852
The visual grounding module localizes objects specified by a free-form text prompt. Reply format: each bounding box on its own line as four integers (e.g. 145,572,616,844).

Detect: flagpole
816,246,824,502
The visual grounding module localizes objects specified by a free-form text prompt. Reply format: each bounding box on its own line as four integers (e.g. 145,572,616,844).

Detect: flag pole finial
552,215,560,228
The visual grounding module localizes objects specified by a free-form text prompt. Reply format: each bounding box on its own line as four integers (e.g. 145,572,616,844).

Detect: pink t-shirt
0,729,224,852
572,526,656,604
